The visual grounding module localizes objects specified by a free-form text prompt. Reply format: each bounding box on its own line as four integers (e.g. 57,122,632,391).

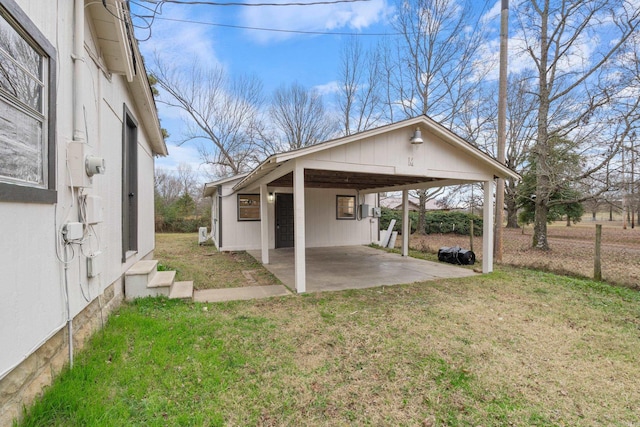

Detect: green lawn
17,238,640,426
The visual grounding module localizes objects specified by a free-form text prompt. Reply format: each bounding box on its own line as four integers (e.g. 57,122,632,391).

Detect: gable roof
233,115,519,192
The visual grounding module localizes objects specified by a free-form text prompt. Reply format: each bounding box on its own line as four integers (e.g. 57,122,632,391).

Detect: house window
0,1,56,203
336,195,356,220
238,194,260,221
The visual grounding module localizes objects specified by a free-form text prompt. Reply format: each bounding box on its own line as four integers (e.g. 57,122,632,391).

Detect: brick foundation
0,278,123,426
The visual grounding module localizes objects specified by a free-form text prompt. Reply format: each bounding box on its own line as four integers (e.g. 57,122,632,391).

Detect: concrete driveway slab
248,245,478,293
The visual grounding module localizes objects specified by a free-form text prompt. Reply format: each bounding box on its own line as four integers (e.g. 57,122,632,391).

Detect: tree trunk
505,193,519,228
505,180,519,228
416,189,427,235
532,195,549,249
532,1,550,251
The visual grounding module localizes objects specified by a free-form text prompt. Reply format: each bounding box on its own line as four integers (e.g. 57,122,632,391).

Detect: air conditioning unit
198,227,209,244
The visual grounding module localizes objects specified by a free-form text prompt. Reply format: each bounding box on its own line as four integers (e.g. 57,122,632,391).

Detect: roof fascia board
232,158,277,190
234,160,295,192
208,172,250,187
204,173,249,196
107,0,135,82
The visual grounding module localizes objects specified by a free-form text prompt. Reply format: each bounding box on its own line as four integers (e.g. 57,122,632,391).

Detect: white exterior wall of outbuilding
210,180,378,251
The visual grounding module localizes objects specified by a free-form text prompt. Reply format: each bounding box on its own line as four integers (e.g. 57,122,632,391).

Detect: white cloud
479,0,501,26
240,0,393,43
314,80,340,96
156,142,209,183
134,3,220,69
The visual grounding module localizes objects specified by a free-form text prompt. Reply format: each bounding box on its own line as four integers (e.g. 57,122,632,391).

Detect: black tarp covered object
437,246,475,265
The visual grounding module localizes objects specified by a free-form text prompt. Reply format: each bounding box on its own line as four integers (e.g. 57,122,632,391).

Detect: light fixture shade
410,127,424,144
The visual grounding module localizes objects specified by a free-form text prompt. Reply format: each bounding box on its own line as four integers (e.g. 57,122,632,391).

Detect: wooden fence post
594,224,602,281
470,219,474,252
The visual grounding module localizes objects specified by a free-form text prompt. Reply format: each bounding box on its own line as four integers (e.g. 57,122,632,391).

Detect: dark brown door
275,193,294,248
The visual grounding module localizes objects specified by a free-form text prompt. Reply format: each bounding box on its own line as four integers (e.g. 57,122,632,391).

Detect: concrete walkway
193,285,291,303
248,245,478,293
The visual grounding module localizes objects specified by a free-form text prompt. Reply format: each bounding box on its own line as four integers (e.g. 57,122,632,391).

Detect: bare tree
154,169,182,206
337,38,385,135
515,0,640,249
260,82,337,154
382,0,490,234
151,59,263,177
155,163,199,204
388,0,489,124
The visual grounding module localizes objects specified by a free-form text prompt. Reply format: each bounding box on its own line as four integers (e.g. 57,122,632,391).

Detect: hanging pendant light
410,127,424,144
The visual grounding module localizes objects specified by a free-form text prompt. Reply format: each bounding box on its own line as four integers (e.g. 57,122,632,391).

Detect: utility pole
494,0,509,261
631,134,635,228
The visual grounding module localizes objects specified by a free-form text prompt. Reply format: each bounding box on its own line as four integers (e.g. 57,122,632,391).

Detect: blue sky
131,0,502,181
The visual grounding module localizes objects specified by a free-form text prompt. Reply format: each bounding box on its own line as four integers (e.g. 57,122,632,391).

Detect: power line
138,0,371,7
151,16,400,36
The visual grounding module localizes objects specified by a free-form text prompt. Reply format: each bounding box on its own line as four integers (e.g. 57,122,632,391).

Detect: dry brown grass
211,271,640,425
409,221,640,288
133,233,640,425
154,233,281,289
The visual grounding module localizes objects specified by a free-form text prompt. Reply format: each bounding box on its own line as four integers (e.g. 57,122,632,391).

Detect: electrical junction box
84,195,103,224
87,251,102,278
360,204,370,218
63,222,83,241
67,141,92,188
372,207,382,218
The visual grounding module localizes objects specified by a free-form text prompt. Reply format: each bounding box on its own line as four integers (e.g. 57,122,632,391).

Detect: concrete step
148,270,176,288
126,259,158,277
125,260,159,301
169,281,194,300
124,260,193,301
145,270,176,298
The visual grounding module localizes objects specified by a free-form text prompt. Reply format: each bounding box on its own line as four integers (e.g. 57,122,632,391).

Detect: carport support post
260,184,269,264
402,190,409,256
483,180,495,273
293,164,306,293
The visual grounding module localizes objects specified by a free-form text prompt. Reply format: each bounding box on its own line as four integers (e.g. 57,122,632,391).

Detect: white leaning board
380,219,396,247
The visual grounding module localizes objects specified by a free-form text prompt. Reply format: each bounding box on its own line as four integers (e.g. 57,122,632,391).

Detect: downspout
218,185,223,249
64,0,85,369
73,0,85,143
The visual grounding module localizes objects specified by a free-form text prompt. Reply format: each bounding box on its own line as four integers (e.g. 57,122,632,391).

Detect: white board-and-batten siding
212,179,377,252
307,128,495,183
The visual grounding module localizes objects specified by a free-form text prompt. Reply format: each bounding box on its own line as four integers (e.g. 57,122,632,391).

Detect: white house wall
217,181,263,251
303,189,377,247
1,0,157,381
215,182,377,251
